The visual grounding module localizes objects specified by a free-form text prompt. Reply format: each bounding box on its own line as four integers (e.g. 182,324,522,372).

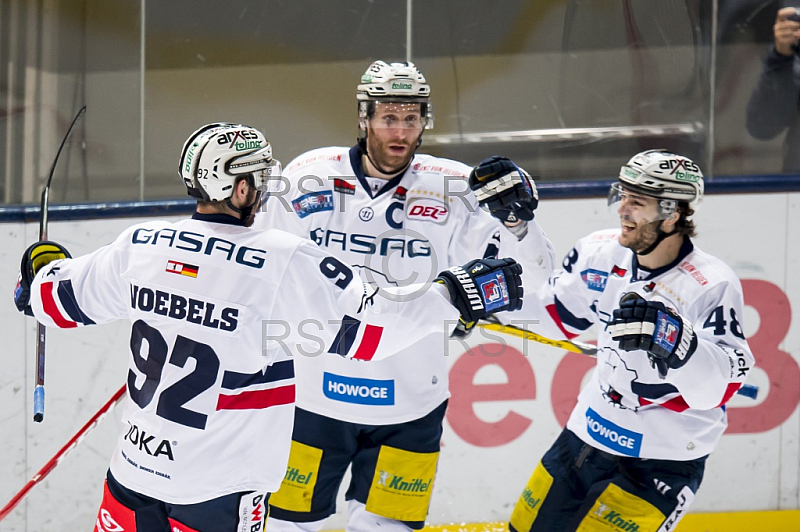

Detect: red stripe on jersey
545,303,578,340
639,395,690,413
167,517,202,532
352,324,384,361
40,282,77,329
716,382,742,407
216,384,295,411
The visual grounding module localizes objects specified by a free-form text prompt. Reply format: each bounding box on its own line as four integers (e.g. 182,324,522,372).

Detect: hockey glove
435,257,523,331
14,241,71,315
608,296,698,378
468,156,539,224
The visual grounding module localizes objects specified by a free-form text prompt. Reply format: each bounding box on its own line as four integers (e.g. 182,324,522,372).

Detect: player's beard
241,189,261,227
366,131,417,175
620,219,660,254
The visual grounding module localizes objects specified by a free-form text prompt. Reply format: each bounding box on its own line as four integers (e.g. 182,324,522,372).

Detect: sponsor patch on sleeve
580,269,608,292
292,191,334,218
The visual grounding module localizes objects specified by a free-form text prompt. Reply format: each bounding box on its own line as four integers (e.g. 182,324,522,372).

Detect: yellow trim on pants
326,510,800,531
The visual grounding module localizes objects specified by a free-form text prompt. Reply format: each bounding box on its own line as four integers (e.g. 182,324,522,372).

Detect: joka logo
593,503,642,531
377,470,432,493
323,372,395,405
521,488,541,511
124,422,175,461
391,82,412,90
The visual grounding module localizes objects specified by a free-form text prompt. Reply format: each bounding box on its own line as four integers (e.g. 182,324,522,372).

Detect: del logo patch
585,408,642,456
323,373,395,405
292,191,334,218
581,269,608,292
406,197,449,224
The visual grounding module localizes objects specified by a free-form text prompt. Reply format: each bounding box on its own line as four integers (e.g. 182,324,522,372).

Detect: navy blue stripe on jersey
221,359,295,390
632,237,694,281
327,314,361,357
349,145,407,199
191,212,247,226
56,280,96,325
553,295,592,332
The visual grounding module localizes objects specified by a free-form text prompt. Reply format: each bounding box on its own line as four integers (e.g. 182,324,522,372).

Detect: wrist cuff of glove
435,267,483,324
667,321,698,370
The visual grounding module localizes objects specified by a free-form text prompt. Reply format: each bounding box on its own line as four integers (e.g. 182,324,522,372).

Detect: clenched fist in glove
14,241,71,315
469,156,539,226
608,295,698,378
435,257,523,331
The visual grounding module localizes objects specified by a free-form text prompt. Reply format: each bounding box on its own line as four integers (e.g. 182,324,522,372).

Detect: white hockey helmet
178,123,280,201
357,60,434,130
616,149,704,213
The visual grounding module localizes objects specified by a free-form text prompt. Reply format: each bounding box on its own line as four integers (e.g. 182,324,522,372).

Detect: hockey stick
476,321,759,400
0,384,125,522
477,321,597,356
33,105,87,423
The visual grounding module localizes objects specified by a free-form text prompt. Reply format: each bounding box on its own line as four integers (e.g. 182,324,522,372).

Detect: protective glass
255,159,282,192
369,102,426,130
607,182,677,222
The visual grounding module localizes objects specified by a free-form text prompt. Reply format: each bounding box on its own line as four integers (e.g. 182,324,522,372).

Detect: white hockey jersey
255,146,555,424
515,229,755,460
28,213,458,504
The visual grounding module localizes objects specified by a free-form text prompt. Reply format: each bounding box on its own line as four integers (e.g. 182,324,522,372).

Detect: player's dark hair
196,174,255,208
675,202,697,237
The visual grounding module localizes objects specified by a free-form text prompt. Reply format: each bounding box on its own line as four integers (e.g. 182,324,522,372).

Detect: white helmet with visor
609,149,704,219
357,60,434,133
179,123,281,202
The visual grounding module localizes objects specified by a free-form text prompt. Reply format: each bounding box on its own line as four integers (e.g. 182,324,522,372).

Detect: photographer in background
746,6,800,173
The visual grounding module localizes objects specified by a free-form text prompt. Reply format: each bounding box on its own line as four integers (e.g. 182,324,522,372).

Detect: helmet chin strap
225,190,261,221
636,219,677,256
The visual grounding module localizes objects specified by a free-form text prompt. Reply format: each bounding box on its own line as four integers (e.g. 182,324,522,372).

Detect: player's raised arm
272,237,523,361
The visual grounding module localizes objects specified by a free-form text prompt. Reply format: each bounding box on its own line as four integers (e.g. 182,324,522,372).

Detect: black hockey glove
435,257,523,331
608,295,698,378
14,241,71,315
468,156,539,224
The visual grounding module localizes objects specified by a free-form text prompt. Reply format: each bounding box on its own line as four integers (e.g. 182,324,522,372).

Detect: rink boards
0,188,798,530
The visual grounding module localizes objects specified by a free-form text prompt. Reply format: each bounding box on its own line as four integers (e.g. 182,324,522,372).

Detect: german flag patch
166,260,199,278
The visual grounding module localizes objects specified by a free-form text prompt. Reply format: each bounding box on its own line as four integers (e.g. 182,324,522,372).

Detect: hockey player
507,150,755,532
12,123,525,532
255,61,555,531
